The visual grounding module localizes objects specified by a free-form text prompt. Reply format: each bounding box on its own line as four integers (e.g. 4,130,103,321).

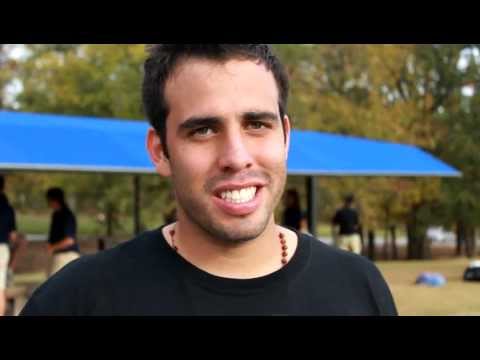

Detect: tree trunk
465,226,476,258
407,204,431,260
474,228,478,258
106,202,115,237
383,227,390,260
407,223,414,259
367,230,376,261
407,219,422,259
456,219,466,256
358,224,365,256
390,225,398,260
407,223,424,259
382,203,392,260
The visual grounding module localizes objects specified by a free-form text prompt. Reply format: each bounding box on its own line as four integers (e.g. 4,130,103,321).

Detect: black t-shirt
48,206,79,254
0,194,16,245
332,207,359,235
21,225,397,316
282,207,305,231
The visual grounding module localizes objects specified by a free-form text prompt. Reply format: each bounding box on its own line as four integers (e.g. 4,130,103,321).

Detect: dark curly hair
142,44,289,158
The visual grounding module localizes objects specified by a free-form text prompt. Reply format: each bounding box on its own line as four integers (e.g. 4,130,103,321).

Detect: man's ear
146,127,172,177
283,115,291,161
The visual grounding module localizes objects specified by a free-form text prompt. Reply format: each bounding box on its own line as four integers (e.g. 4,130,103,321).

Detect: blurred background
1,44,480,315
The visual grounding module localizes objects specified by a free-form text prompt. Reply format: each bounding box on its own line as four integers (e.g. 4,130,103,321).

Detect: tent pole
306,176,317,237
133,175,141,236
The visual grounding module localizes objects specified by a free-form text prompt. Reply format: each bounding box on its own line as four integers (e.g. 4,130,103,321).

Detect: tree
275,44,472,259
0,44,18,109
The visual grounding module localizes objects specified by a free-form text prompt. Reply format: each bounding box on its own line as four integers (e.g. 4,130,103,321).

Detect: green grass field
16,212,133,237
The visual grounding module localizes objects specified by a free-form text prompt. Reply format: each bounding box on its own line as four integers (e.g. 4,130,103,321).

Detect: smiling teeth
220,187,257,204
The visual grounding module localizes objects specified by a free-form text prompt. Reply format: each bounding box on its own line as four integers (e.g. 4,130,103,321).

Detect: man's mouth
219,186,257,204
211,183,265,216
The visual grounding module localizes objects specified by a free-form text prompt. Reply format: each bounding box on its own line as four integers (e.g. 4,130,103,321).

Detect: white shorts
49,251,80,277
338,234,362,254
0,244,10,291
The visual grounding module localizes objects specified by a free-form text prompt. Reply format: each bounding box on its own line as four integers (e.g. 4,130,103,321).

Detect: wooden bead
170,229,175,236
282,251,288,257
281,258,288,265
282,245,288,250
280,238,286,245
279,232,285,239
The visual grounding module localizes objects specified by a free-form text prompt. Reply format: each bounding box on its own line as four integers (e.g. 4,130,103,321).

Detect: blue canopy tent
0,110,461,236
0,110,154,173
286,130,461,235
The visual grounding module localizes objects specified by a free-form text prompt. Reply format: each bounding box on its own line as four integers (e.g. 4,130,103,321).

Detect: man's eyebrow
178,116,223,132
242,111,279,122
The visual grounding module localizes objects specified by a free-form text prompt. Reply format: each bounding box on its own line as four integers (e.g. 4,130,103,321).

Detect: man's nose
217,133,254,172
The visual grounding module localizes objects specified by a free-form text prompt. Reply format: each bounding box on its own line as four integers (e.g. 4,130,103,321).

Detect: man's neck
162,217,298,279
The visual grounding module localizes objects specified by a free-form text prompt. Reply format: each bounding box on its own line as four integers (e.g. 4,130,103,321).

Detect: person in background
282,189,308,233
0,175,19,315
45,187,80,277
331,194,362,254
7,232,27,287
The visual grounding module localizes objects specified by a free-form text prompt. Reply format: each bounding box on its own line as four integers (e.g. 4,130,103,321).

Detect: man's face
47,199,60,210
149,58,290,243
47,199,55,210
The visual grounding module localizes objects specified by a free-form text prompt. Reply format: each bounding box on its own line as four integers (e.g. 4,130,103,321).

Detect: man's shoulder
0,201,15,215
20,228,168,315
65,227,164,271
332,208,343,220
6,204,15,217
62,206,76,219
297,233,397,316
32,229,164,292
299,232,379,276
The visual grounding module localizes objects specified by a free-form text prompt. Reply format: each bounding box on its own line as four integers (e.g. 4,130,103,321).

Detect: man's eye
191,127,214,137
247,121,267,130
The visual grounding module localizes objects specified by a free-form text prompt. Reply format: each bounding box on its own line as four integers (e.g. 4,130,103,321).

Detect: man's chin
205,218,270,244
179,198,273,243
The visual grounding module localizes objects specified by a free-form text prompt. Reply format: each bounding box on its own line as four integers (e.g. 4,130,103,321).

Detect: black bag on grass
463,264,480,281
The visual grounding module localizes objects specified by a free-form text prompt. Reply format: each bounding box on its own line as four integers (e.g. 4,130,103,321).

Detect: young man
282,189,308,233
0,175,18,316
332,194,362,255
21,45,397,316
45,187,80,277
